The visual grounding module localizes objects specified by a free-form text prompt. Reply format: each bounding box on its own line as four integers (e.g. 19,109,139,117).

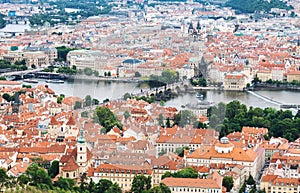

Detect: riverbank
192,86,222,91
253,83,300,91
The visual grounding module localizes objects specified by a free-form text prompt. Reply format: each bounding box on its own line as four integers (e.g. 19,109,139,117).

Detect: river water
26,79,300,111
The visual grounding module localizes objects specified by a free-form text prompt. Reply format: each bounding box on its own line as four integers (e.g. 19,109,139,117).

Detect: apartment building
155,126,219,156
67,50,109,71
185,137,263,179
162,172,223,193
24,47,57,64
88,163,152,191
223,73,247,91
261,175,300,193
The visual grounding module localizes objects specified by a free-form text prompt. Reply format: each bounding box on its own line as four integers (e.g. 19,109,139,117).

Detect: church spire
188,22,194,30
77,123,85,144
196,20,201,30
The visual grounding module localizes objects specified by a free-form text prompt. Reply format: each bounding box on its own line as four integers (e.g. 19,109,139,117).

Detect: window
66,173,69,178
80,147,82,151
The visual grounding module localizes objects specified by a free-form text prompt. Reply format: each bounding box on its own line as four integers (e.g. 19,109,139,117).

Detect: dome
215,137,234,153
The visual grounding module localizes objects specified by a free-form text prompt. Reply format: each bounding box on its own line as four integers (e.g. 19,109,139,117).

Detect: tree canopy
225,0,293,13
162,167,198,179
94,106,122,133
149,69,179,85
222,176,234,192
130,175,152,193
173,110,197,127
208,100,300,141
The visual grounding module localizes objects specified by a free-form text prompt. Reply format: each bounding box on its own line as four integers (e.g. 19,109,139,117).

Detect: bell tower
77,128,87,165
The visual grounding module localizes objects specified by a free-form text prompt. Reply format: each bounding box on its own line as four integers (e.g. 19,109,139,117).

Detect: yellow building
286,71,300,82
257,70,272,82
260,175,300,193
223,73,247,91
88,163,153,191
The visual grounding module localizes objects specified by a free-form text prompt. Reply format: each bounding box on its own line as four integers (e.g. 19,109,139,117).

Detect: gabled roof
162,177,221,189
66,116,76,126
62,156,79,171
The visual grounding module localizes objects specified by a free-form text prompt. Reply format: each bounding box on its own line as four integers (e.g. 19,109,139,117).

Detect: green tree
135,71,141,77
87,179,95,193
104,183,122,193
222,176,234,192
158,149,167,156
92,98,99,105
157,113,164,127
174,110,196,127
56,46,78,61
48,160,59,178
54,177,76,190
25,163,53,189
85,95,92,107
79,173,88,192
175,146,189,157
0,76,6,80
160,69,178,84
107,71,111,77
123,92,132,100
193,121,207,129
130,175,152,193
84,67,93,76
0,168,8,188
57,94,65,104
95,106,122,133
2,93,11,102
123,110,131,120
166,117,171,128
74,101,82,110
246,174,255,185
95,179,113,193
148,183,171,193
159,100,165,106
162,167,198,179
93,70,99,77
239,182,246,193
31,157,47,168
17,174,29,185
198,78,207,87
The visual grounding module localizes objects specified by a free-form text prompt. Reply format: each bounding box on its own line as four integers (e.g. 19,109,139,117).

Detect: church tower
196,21,201,34
77,128,87,166
188,22,194,34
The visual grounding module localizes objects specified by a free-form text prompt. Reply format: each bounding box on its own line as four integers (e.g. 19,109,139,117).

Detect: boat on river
196,93,204,99
23,79,39,83
45,79,64,84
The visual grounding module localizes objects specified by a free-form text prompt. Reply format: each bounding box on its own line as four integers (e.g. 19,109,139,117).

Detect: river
25,79,300,111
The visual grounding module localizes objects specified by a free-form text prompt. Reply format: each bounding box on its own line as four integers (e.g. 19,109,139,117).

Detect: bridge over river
76,80,191,114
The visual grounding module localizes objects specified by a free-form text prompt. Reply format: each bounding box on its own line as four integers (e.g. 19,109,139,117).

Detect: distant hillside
225,0,293,13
